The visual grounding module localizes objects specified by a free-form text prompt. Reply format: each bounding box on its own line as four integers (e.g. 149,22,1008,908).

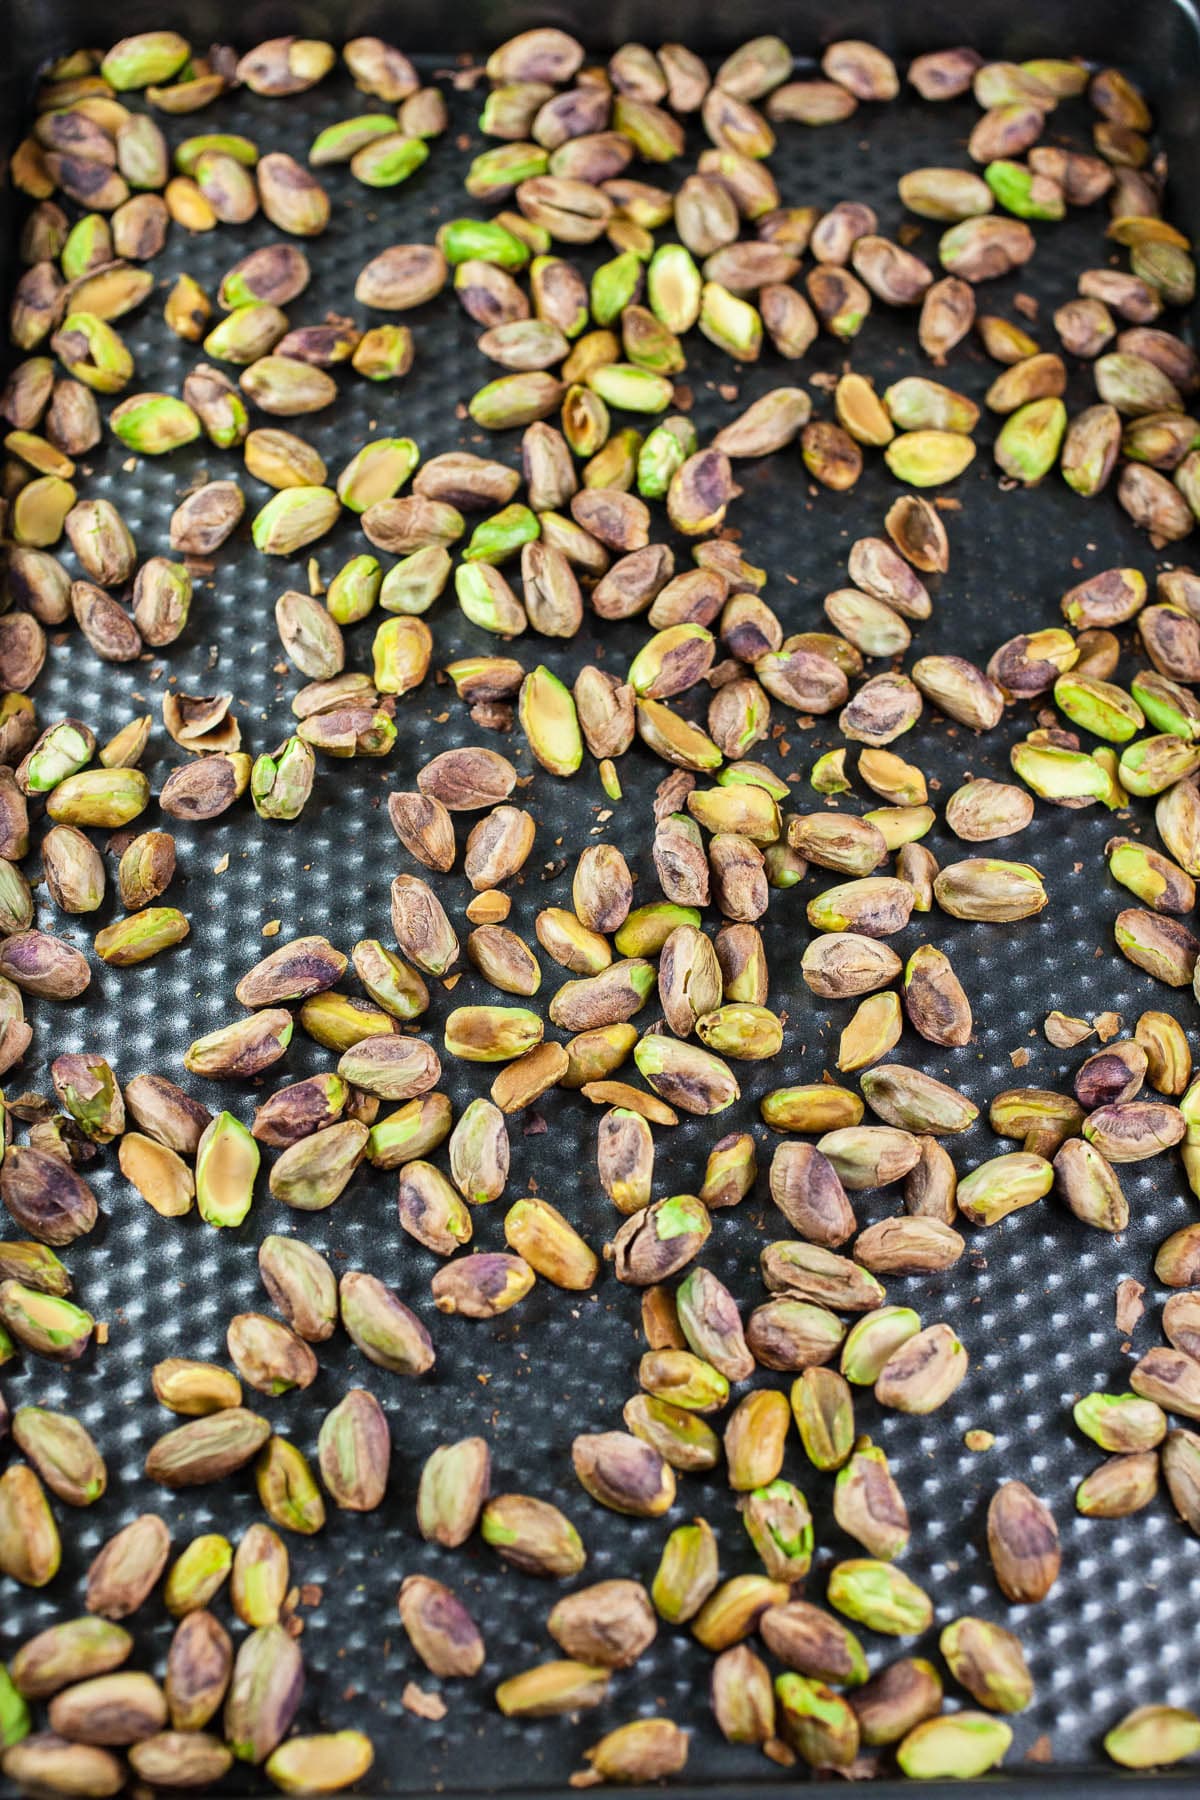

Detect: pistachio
1162,1429,1200,1535
85,1514,170,1616
145,1411,272,1488
841,1308,922,1386
152,1360,241,1417
12,1406,106,1506
316,1389,390,1513
774,1672,859,1769
1130,1345,1200,1420
164,1611,232,1732
0,1466,61,1587
578,1718,689,1785
845,1660,942,1754
1,1147,97,1246
339,1270,433,1375
398,1575,484,1678
1,1738,124,1796
875,1322,968,1413
899,1714,1012,1780
416,1438,491,1548
9,1620,132,1703
481,1492,585,1577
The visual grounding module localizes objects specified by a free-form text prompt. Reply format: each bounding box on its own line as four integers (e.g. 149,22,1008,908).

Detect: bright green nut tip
0,1664,32,1748
437,218,530,269
463,504,540,565
252,486,340,555
984,159,1066,219
101,30,190,90
352,133,429,188
110,393,202,455
826,1558,933,1635
994,398,1068,482
519,665,583,776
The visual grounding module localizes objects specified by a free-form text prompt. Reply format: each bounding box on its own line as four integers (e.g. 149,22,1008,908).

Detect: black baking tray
2,1,1200,1795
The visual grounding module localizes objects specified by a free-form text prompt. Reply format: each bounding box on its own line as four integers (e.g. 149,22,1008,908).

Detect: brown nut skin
760,1599,865,1684
317,1388,390,1511
1,1146,98,1246
1164,1294,1200,1360
710,1643,776,1746
1074,1041,1147,1109
86,1514,171,1619
165,1610,233,1731
226,1313,318,1396
769,1142,856,1245
124,1075,211,1155
397,1575,486,1677
257,1234,337,1341
986,1480,1061,1603
1162,1428,1200,1534
252,1077,349,1150
1,1736,125,1798
129,1731,233,1788
543,1579,656,1670
572,1430,676,1516
417,1437,491,1547
851,1657,944,1747
222,1624,304,1765
9,1619,134,1701
904,1137,957,1223
144,1409,273,1487
1130,1345,1200,1419
874,1322,968,1413
608,1196,712,1284
47,1670,167,1746
746,1299,844,1371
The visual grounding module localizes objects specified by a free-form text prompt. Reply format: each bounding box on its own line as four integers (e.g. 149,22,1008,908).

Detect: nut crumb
964,1429,995,1452
465,892,510,924
1093,1010,1122,1042
212,854,229,875
402,1683,447,1721
262,919,282,937
1009,1047,1030,1069
1044,1010,1093,1048
1115,1278,1145,1336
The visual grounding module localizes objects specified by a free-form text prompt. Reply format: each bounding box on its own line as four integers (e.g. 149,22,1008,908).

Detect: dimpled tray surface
1,8,1200,1797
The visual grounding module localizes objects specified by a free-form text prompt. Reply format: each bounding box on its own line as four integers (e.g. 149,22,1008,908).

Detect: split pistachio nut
898,1713,1013,1779
1104,1704,1200,1769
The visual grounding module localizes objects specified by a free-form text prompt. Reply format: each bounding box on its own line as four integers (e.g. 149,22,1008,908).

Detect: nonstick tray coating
2,9,1200,1795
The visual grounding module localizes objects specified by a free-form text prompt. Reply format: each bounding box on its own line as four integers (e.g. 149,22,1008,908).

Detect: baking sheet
2,13,1200,1794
